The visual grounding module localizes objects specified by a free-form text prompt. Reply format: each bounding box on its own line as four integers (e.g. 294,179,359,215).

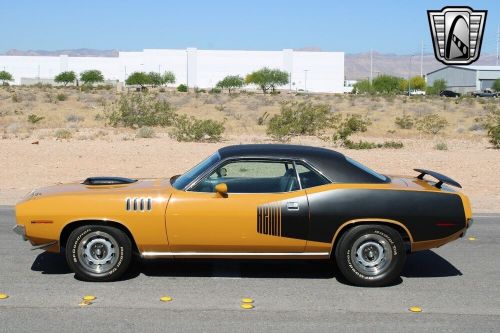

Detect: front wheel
65,225,132,282
335,224,406,287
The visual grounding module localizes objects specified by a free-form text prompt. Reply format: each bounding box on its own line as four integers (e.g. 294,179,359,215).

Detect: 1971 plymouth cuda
13,144,472,286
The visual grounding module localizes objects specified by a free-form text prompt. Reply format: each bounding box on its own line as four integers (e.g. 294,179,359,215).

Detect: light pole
186,50,189,89
304,69,309,92
408,55,416,96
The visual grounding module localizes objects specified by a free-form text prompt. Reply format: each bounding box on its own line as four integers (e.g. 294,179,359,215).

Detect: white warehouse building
0,48,345,93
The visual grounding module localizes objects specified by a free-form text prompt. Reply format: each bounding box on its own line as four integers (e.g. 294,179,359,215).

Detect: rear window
345,157,387,182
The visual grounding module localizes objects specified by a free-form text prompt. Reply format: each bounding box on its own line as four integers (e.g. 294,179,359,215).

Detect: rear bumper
12,225,27,241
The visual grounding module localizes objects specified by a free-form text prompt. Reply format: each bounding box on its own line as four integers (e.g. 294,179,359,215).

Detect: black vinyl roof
217,144,386,184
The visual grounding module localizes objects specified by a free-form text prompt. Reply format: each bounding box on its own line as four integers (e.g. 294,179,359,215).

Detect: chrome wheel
350,233,393,276
77,231,119,274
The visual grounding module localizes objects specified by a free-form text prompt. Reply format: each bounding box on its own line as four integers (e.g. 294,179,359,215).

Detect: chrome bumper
12,225,27,241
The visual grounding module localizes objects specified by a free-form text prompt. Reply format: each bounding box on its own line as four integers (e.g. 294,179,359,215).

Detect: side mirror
214,183,228,198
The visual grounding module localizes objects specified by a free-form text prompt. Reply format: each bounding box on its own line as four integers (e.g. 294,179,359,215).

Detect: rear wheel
335,224,406,287
65,225,131,282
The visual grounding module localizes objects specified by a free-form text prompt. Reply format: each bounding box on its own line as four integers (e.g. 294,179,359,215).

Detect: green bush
416,113,448,135
267,102,331,141
56,93,68,101
426,79,447,95
395,112,414,129
27,114,44,124
382,140,404,149
136,126,155,138
434,142,448,150
54,129,72,140
343,140,378,149
209,87,222,94
107,94,176,128
170,115,224,142
332,114,371,143
482,107,500,148
177,84,188,92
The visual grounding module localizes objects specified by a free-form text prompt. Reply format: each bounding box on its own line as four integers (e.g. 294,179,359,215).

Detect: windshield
172,152,221,189
345,157,388,182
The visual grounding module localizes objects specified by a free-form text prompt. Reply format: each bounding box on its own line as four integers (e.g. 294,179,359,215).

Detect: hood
19,177,172,203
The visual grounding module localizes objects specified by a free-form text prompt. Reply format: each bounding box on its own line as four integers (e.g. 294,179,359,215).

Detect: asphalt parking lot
0,205,499,332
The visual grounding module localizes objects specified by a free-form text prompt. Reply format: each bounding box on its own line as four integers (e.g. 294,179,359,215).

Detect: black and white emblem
428,6,487,65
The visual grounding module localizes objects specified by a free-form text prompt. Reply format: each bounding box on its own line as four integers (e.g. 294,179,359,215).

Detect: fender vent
83,177,137,185
126,197,152,211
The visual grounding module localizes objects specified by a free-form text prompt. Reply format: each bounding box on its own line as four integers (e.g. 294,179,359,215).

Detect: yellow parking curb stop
0,293,9,300
468,237,476,241
160,296,173,302
82,295,96,301
241,298,254,304
240,303,254,309
409,306,422,313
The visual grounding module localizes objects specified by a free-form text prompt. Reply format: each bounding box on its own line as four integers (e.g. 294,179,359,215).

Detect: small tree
54,71,76,86
216,75,244,93
353,79,374,94
245,67,289,93
426,79,447,95
162,71,176,86
410,76,426,90
147,72,162,87
372,75,404,94
126,72,151,88
0,70,14,85
492,78,500,92
80,70,104,86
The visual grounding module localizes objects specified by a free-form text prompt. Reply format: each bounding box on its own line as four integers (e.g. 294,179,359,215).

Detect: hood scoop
82,177,138,186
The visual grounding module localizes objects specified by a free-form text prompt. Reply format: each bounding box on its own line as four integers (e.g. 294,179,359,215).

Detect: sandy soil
1,134,498,213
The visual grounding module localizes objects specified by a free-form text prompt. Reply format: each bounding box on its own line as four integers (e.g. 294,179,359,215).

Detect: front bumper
12,225,27,241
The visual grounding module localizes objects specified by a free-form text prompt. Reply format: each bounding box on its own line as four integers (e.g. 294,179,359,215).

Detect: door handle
286,202,299,211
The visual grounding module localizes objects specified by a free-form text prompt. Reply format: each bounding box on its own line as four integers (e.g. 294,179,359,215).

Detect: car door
165,159,309,253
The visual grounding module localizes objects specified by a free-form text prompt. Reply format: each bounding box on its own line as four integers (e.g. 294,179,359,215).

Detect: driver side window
191,160,300,193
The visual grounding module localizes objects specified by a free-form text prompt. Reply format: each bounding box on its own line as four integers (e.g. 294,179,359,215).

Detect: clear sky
1,0,499,54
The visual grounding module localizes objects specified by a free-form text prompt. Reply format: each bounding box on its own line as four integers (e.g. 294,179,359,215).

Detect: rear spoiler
414,169,462,189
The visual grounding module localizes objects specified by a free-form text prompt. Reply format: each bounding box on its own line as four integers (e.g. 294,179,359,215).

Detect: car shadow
402,250,463,277
30,249,462,282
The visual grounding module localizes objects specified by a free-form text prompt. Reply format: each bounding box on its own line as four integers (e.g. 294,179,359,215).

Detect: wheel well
331,221,412,254
59,220,139,254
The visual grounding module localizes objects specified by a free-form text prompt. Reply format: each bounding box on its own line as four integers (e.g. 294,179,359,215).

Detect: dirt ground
1,133,498,212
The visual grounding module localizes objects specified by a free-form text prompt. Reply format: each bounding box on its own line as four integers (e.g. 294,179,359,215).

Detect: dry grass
0,86,498,211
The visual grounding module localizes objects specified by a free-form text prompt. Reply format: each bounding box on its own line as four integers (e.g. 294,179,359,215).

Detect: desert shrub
11,93,21,103
170,115,224,142
416,113,448,135
488,125,500,148
177,84,188,92
107,94,176,128
209,87,222,94
27,114,44,124
426,79,447,95
482,107,500,148
57,93,68,101
66,114,84,122
267,102,331,141
257,111,269,125
332,114,371,143
343,140,378,149
136,126,155,138
215,104,225,111
342,140,404,150
54,129,72,140
434,142,448,150
382,140,404,149
395,112,414,129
